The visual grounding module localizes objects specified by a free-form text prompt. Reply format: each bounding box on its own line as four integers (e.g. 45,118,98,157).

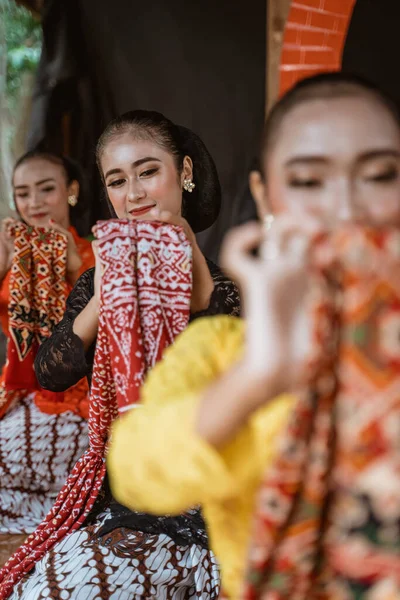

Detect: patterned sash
0,223,68,416
243,226,400,599
0,220,192,599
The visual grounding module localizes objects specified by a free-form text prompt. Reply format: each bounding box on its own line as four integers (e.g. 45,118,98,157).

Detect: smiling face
251,93,400,227
13,158,77,229
100,133,193,221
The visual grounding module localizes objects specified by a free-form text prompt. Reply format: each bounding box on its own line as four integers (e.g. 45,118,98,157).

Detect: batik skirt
9,509,220,599
0,395,88,534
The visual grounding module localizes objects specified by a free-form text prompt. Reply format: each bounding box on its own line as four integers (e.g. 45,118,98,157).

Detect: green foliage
3,0,42,101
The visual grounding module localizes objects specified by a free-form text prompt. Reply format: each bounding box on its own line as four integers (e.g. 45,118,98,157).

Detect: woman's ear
181,156,194,185
249,170,269,220
67,179,80,199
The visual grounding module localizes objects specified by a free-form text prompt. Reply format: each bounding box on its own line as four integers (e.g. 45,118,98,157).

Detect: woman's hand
48,219,82,283
148,209,214,313
220,216,320,404
0,218,17,280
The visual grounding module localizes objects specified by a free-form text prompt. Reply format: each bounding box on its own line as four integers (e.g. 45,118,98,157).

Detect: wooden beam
266,0,291,114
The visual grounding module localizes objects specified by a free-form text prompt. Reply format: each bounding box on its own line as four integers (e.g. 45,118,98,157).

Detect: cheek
15,199,28,219
107,189,126,215
147,174,182,213
364,191,400,225
45,191,67,211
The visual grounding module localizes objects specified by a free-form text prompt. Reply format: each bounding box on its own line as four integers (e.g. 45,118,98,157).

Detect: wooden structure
266,0,292,112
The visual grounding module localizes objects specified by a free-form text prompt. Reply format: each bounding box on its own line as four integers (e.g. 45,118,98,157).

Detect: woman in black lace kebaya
9,112,240,600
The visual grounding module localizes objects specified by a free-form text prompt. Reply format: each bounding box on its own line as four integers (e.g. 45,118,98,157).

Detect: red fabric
4,223,68,391
243,226,400,599
0,225,94,419
0,220,192,599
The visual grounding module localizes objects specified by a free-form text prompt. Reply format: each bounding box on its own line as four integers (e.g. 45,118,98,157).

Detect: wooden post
266,0,291,114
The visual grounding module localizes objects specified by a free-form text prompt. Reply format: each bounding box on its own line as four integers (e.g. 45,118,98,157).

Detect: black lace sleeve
190,258,241,321
34,268,96,392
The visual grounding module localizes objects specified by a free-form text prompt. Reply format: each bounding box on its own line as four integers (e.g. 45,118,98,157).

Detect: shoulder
74,233,95,269
206,258,231,284
204,258,241,317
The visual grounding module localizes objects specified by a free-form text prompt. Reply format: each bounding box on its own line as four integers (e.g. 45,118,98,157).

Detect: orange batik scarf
0,219,192,599
243,225,400,600
0,222,88,418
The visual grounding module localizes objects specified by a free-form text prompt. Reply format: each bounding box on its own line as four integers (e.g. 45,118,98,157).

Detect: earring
183,179,195,193
68,195,78,207
263,214,274,232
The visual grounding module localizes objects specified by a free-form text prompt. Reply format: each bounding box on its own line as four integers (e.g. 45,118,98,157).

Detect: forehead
101,133,174,169
269,96,400,165
13,158,65,184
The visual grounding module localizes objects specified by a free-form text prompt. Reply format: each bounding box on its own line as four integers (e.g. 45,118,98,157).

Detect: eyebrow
105,157,161,179
285,149,400,167
14,178,56,190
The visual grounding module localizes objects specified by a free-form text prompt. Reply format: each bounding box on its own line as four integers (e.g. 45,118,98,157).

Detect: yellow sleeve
107,315,245,513
107,314,293,516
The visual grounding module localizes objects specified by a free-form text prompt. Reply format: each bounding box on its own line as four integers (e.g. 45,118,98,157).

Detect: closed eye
107,178,126,188
367,169,398,183
289,178,322,188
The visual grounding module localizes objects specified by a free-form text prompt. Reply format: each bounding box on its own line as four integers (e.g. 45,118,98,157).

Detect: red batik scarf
0,219,192,599
0,223,68,417
243,225,400,600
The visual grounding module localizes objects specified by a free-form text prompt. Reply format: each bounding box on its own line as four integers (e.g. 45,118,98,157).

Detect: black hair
260,72,400,175
12,150,87,232
96,110,221,233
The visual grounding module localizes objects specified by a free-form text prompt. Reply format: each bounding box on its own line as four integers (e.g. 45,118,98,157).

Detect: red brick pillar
279,0,357,96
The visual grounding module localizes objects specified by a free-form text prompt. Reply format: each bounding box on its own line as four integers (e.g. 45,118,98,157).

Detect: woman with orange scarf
0,151,94,535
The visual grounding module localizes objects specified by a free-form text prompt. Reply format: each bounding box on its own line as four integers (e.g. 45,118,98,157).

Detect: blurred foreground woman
108,74,400,599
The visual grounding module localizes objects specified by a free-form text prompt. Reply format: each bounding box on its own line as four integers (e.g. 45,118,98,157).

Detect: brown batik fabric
9,509,220,599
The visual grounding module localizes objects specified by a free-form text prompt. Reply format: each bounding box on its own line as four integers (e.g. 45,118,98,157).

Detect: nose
335,179,357,224
29,190,43,208
127,178,146,203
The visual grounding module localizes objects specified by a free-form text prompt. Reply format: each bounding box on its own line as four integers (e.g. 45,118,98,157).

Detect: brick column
279,0,357,96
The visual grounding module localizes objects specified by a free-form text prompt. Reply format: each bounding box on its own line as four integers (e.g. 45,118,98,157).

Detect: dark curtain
342,0,400,110
27,0,264,261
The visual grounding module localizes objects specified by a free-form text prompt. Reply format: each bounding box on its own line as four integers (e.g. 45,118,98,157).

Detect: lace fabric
35,260,240,392
34,258,240,545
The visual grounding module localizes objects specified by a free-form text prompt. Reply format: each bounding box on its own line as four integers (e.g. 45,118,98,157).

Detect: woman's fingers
2,218,17,238
220,222,264,278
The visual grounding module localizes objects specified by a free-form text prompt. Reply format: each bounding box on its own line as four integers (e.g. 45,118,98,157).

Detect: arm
107,315,293,515
34,268,96,391
190,259,241,320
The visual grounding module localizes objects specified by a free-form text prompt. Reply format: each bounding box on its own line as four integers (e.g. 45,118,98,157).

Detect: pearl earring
183,179,195,193
68,195,78,207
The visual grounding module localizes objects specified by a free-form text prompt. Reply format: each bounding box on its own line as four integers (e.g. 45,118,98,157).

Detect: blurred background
2,0,400,260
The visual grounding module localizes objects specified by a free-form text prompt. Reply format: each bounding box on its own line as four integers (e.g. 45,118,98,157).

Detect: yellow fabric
107,315,295,599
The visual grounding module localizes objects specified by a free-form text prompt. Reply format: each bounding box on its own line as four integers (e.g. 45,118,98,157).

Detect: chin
28,218,50,228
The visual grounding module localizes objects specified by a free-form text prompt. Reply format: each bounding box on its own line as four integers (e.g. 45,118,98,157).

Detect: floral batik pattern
244,226,400,600
0,224,68,415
